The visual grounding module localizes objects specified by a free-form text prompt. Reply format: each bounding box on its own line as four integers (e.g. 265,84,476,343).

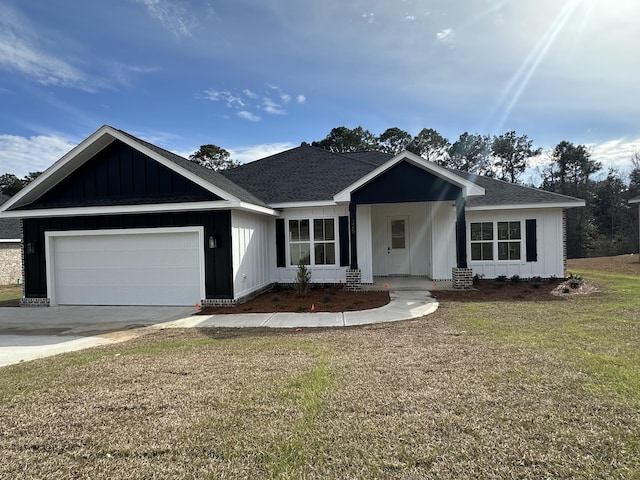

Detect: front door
387,216,410,275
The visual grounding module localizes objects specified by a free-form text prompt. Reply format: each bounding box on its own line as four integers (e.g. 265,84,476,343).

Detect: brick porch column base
345,268,362,291
452,267,473,290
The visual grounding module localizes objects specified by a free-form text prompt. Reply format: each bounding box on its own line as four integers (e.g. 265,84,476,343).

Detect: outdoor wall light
208,235,218,249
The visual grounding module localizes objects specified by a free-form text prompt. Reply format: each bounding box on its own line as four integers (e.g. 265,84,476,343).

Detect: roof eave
0,201,277,219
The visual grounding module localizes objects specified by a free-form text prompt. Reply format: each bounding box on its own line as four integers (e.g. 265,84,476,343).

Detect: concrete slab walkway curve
0,290,438,368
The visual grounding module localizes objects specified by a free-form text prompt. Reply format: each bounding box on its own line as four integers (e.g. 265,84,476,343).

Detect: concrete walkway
0,290,438,367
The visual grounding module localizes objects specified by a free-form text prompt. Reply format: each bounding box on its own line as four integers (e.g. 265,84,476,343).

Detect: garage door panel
51,230,204,306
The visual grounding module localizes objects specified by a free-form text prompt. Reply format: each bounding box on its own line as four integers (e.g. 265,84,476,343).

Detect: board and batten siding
231,211,271,300
466,208,564,279
269,206,349,284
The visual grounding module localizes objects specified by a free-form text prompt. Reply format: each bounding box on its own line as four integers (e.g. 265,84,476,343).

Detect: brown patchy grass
0,257,638,478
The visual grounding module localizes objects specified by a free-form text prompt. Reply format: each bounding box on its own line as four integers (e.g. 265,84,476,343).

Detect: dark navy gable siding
23,140,221,209
23,211,233,300
352,161,461,204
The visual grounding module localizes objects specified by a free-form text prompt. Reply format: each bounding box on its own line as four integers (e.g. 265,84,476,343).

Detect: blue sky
1,0,639,183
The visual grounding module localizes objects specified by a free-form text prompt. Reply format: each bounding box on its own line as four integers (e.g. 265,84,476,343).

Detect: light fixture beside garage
208,235,218,249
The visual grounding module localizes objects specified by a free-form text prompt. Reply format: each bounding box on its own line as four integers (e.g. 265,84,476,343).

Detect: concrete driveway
0,291,438,368
0,306,196,367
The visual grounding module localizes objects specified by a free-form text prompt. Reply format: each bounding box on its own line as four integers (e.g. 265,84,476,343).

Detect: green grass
452,268,640,405
0,266,639,478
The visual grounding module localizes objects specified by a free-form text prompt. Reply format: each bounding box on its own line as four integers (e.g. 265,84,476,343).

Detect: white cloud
589,137,640,175
436,28,455,47
133,0,196,38
405,15,415,21
203,89,245,108
0,5,92,90
263,98,286,115
229,142,296,164
0,133,77,177
362,12,375,24
238,111,261,122
203,85,305,117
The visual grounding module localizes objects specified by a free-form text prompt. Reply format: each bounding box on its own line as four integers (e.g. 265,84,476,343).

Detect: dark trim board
23,211,233,300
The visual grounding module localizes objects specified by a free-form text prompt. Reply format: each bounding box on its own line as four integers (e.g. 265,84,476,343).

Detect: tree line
2,126,639,258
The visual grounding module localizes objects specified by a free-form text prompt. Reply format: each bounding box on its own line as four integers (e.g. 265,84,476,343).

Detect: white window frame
287,217,337,267
469,221,523,262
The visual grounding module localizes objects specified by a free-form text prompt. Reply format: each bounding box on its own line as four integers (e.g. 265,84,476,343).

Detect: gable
21,140,221,210
352,160,462,204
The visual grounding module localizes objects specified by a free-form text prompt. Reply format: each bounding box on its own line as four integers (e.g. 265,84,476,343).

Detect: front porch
363,276,454,291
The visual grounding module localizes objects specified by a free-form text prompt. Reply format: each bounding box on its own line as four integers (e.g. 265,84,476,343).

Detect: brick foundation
20,297,50,307
452,267,473,290
345,268,362,291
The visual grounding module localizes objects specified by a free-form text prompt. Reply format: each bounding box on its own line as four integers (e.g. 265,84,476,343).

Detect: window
470,221,522,261
313,219,336,265
497,221,521,260
289,218,336,266
470,222,493,260
289,219,310,265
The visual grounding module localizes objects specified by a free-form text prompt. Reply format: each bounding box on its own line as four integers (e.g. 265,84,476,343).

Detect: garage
47,228,204,306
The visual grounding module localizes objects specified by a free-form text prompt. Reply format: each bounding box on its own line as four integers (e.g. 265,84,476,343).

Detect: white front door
387,216,410,275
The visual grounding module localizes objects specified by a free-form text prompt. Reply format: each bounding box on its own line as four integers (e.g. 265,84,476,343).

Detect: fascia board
0,201,277,219
269,201,337,209
466,200,586,211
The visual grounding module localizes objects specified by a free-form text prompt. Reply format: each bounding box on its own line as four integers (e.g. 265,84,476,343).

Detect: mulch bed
198,287,390,315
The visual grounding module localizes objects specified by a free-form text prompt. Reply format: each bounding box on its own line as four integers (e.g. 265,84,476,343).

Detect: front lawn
0,284,21,306
0,257,638,478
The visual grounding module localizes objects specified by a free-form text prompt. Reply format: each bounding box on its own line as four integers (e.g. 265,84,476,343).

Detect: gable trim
0,125,266,214
334,150,485,203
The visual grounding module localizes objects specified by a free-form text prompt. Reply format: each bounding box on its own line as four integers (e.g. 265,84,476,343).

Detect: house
0,194,22,286
0,125,584,307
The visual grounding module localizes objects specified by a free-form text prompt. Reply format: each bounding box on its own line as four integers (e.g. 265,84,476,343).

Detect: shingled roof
222,146,583,207
0,195,20,239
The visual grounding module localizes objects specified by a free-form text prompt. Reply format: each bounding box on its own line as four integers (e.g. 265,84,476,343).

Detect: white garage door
49,228,204,306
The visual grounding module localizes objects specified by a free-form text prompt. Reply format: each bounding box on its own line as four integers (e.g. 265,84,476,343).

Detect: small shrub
294,261,311,296
495,275,508,284
473,274,484,285
510,274,521,285
563,286,571,294
567,273,583,289
548,275,559,284
531,276,542,284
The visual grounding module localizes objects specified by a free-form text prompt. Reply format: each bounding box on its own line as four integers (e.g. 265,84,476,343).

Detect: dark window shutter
526,219,537,262
339,216,350,267
276,218,285,267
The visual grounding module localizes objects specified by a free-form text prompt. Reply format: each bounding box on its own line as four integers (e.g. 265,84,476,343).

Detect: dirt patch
198,287,390,314
432,279,565,302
